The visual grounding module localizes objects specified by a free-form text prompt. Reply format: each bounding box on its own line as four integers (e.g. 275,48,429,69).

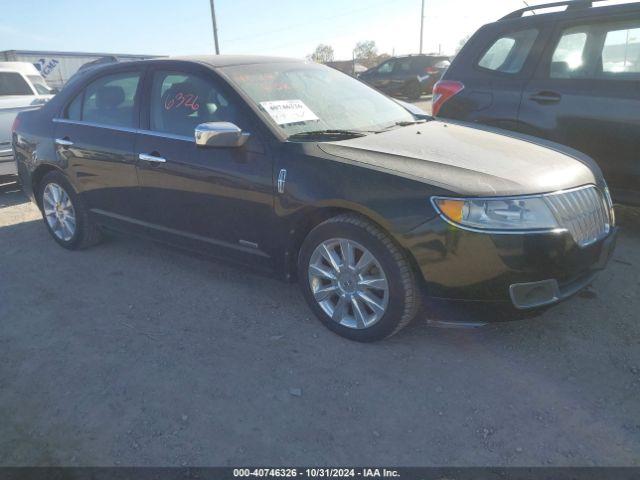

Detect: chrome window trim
430,184,610,236
52,118,193,142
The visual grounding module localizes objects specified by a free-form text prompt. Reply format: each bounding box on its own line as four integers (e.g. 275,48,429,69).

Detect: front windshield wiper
396,119,429,126
287,129,369,141
376,119,430,133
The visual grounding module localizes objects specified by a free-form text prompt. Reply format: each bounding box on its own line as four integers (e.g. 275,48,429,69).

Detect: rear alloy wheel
299,213,420,342
39,171,102,250
42,183,77,242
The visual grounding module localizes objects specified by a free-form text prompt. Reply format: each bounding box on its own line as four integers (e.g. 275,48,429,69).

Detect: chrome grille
544,186,611,247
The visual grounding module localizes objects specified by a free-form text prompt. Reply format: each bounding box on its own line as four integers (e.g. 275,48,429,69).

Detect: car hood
317,121,600,196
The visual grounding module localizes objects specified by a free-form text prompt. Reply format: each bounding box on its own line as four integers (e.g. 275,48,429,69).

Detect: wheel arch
31,164,67,210
282,204,423,286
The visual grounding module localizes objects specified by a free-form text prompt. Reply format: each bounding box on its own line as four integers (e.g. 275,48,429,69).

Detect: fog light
509,279,560,309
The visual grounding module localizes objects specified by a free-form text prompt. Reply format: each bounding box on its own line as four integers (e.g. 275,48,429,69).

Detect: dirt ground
1,177,639,466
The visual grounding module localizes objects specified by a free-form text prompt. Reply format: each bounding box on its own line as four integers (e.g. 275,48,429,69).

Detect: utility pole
419,0,425,54
209,0,220,55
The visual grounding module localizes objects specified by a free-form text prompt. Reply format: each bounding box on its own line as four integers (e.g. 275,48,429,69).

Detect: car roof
0,61,42,75
498,0,640,25
393,54,449,59
163,55,304,68
65,55,308,84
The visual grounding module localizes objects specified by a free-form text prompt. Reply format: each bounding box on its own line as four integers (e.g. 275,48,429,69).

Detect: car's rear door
438,23,549,130
518,14,640,203
53,68,143,220
133,62,274,266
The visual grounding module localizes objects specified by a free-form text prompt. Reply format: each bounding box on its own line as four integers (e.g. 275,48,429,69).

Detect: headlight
432,195,560,231
604,186,616,226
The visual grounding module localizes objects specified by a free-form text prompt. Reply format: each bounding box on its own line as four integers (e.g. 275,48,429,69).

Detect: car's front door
518,15,640,203
133,65,274,266
389,57,413,95
53,69,143,220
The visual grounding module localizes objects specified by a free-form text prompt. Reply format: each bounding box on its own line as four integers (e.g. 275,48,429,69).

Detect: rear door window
0,72,33,96
477,28,539,74
551,28,589,78
394,58,412,73
81,72,141,128
601,25,640,78
549,19,640,80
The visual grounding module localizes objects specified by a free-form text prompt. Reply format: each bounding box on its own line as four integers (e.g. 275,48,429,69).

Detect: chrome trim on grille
544,186,611,247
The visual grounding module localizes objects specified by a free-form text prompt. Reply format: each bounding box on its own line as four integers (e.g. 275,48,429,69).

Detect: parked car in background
359,54,450,99
433,0,640,205
0,62,54,176
14,56,616,341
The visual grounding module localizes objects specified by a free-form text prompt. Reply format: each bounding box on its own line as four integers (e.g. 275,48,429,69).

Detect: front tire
298,214,420,342
38,171,102,250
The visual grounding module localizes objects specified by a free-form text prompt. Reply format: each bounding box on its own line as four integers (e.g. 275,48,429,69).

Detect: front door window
150,71,242,137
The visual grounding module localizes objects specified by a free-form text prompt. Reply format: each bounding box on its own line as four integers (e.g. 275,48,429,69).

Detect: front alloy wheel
308,238,389,330
299,213,420,342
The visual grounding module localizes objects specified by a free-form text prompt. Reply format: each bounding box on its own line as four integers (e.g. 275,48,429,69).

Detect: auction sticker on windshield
260,100,319,125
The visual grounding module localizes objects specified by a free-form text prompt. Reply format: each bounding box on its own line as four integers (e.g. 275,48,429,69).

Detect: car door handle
529,91,562,104
55,137,73,147
138,153,167,163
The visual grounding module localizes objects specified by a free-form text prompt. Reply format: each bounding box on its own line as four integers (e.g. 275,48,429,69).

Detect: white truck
0,62,54,176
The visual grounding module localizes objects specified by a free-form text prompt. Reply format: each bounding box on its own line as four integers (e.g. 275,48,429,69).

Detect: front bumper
405,216,617,309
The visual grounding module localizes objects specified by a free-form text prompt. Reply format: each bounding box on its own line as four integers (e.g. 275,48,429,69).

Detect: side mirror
195,122,250,148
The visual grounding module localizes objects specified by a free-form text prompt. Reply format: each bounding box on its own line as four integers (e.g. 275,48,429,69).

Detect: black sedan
13,55,617,342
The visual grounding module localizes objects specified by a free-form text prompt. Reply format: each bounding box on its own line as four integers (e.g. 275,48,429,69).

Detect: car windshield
223,62,415,139
27,75,53,95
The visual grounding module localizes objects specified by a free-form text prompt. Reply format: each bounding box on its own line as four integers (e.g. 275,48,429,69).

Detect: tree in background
353,40,380,68
308,44,335,64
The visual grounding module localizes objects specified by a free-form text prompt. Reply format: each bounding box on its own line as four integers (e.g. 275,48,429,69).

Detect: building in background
0,50,160,89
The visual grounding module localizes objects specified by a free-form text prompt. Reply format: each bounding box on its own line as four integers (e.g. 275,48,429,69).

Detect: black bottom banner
0,468,638,480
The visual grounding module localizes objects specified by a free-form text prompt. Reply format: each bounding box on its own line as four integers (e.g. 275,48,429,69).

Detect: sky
0,0,621,59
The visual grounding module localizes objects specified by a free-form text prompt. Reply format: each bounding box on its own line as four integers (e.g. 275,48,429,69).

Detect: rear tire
38,170,102,250
298,213,420,342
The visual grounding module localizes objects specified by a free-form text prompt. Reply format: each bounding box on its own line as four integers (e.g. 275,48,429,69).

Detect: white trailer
0,50,160,90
